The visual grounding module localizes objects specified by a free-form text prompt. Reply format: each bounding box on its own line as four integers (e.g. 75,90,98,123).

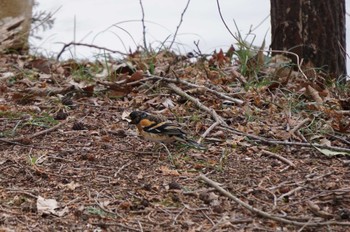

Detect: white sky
33,0,349,73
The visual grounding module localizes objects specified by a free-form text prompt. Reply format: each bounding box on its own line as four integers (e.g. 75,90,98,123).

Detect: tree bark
0,0,33,52
270,0,346,80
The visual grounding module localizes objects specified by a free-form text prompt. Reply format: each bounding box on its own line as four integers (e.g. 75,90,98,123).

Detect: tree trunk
0,0,33,52
270,0,346,80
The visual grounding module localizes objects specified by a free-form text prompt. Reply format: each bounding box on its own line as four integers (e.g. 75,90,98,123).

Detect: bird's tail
182,138,206,150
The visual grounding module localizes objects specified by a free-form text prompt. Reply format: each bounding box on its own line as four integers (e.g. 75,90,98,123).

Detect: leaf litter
0,48,350,231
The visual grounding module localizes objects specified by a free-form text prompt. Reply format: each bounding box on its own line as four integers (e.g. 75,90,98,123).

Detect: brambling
128,111,205,149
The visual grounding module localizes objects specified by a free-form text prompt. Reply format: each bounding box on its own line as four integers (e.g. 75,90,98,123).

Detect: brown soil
1,52,350,231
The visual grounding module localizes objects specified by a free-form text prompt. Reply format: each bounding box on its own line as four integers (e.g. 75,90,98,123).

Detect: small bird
128,111,205,149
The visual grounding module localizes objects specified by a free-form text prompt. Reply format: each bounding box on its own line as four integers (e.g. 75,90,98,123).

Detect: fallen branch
1,120,69,144
127,75,244,105
277,186,304,201
261,149,296,168
306,200,334,219
24,119,68,141
167,83,226,126
289,118,311,136
198,121,220,144
221,126,350,153
199,174,350,227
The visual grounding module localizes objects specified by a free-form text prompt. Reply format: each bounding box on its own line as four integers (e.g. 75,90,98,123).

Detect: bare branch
56,42,128,60
139,0,148,52
169,0,191,50
199,174,350,227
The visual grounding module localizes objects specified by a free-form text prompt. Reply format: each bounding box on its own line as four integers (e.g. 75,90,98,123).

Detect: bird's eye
141,112,148,118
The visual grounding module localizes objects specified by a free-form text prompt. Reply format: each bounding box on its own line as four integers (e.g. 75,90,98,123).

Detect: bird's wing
144,121,186,136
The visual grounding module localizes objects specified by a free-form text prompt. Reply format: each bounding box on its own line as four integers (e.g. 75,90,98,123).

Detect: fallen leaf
27,58,52,74
314,146,350,157
159,166,180,176
127,70,143,83
66,181,81,190
122,110,131,122
319,138,331,147
162,98,175,108
36,196,69,217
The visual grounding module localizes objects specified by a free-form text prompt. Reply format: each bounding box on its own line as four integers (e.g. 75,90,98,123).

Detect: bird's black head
129,111,148,124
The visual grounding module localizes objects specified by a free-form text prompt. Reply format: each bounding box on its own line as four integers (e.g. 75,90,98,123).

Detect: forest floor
1,48,350,232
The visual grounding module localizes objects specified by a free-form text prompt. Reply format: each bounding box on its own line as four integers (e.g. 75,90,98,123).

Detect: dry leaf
319,138,331,147
36,196,69,217
162,98,175,108
65,181,81,190
307,85,323,105
122,110,131,122
159,166,180,176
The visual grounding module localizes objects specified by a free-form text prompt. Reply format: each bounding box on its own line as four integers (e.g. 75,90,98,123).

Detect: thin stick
2,120,69,143
199,174,350,227
125,75,243,104
167,83,226,126
160,143,172,160
137,220,144,232
261,150,296,168
215,0,239,41
277,186,304,201
139,0,147,52
169,0,191,50
134,74,243,105
289,118,311,135
95,192,121,217
56,42,128,61
172,207,185,225
27,120,68,140
91,222,140,232
114,161,134,177
220,126,350,153
198,121,220,144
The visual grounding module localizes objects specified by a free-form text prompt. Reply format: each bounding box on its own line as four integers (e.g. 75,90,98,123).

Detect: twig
137,74,244,105
95,192,121,217
268,172,333,191
199,174,350,227
91,222,140,232
139,0,147,52
267,49,308,80
215,0,239,41
1,120,69,144
167,83,226,126
6,189,38,199
289,118,311,135
198,121,220,144
207,215,230,232
306,200,334,219
114,161,134,177
137,220,144,232
201,210,215,226
56,42,128,61
325,133,350,146
172,207,185,225
0,138,60,151
160,143,173,164
220,126,350,153
277,186,304,201
113,147,156,155
27,120,69,140
126,75,243,105
261,150,296,168
169,0,191,50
